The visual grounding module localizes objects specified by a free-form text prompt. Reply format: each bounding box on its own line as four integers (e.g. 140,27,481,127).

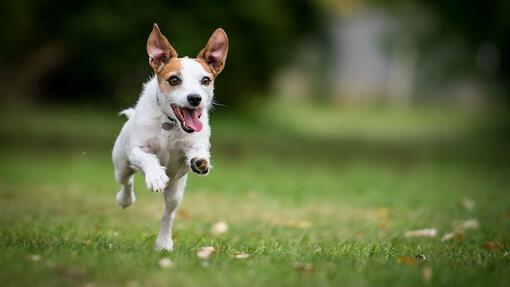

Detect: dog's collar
156,93,178,132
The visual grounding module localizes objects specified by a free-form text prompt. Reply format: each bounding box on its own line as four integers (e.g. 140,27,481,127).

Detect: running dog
112,24,228,251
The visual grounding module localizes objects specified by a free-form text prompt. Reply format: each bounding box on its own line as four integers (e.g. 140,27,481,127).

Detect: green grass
0,103,509,286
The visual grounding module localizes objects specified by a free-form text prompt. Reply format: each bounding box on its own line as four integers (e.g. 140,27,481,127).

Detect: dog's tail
119,108,135,120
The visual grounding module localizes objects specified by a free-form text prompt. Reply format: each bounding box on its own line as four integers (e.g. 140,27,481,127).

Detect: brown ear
147,23,177,70
197,28,229,75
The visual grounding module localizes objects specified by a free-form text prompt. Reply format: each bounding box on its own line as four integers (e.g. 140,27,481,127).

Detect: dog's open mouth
171,104,203,133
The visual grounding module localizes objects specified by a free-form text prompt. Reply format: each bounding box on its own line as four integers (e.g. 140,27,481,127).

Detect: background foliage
0,0,321,106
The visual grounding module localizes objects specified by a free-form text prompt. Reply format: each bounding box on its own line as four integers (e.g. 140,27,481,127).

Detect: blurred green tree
0,0,322,107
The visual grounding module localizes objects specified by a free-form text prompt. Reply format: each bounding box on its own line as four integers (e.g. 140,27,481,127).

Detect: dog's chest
152,116,189,176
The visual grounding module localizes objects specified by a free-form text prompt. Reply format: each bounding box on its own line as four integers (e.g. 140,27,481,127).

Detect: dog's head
147,24,228,133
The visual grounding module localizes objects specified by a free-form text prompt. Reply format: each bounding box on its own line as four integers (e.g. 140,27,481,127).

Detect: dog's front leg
156,175,187,251
186,143,211,175
128,146,169,193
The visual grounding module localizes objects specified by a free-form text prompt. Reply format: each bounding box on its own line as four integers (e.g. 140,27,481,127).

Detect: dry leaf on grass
442,231,464,242
293,262,314,273
422,267,433,284
483,241,503,251
197,246,216,259
404,228,437,238
158,257,176,269
442,219,479,241
233,252,250,259
397,256,417,265
453,219,479,232
210,221,228,236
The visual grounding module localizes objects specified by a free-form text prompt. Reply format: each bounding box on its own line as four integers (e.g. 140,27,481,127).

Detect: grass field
0,102,509,286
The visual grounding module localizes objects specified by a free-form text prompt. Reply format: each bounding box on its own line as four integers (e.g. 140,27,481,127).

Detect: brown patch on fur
146,138,161,154
194,57,215,77
196,28,229,76
147,24,178,71
157,58,182,92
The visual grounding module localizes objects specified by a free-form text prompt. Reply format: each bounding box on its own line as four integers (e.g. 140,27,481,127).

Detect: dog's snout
187,94,202,106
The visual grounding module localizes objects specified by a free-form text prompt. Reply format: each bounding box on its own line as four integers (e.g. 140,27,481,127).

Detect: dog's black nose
187,94,202,106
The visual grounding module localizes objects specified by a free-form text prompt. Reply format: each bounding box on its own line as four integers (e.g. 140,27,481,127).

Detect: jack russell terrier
112,24,228,251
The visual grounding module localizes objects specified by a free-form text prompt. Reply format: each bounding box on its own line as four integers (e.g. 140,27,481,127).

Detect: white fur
112,58,213,251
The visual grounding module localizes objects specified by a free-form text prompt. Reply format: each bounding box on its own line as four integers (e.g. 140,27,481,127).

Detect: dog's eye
167,76,182,86
201,76,211,86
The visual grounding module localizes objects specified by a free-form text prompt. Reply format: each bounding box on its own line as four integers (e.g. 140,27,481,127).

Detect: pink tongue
182,109,203,132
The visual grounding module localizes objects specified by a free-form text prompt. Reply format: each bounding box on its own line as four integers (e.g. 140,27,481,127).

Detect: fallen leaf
453,219,479,232
442,231,464,242
210,221,228,236
397,256,416,265
460,197,476,211
483,241,503,251
158,257,176,269
422,267,433,284
233,252,250,259
197,246,216,259
404,228,437,238
293,262,314,273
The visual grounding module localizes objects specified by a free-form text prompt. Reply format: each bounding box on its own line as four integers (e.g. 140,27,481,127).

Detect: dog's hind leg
114,159,136,209
155,174,187,251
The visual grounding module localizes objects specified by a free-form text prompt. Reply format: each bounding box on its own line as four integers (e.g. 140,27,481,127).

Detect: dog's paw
155,237,173,252
116,190,136,209
145,168,169,193
190,158,210,175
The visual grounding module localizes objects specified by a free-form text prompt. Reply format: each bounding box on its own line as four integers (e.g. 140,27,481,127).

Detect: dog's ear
147,23,177,71
197,28,229,75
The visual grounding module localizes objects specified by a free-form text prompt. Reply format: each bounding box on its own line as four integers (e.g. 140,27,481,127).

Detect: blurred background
1,0,509,205
1,0,509,171
1,0,509,108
